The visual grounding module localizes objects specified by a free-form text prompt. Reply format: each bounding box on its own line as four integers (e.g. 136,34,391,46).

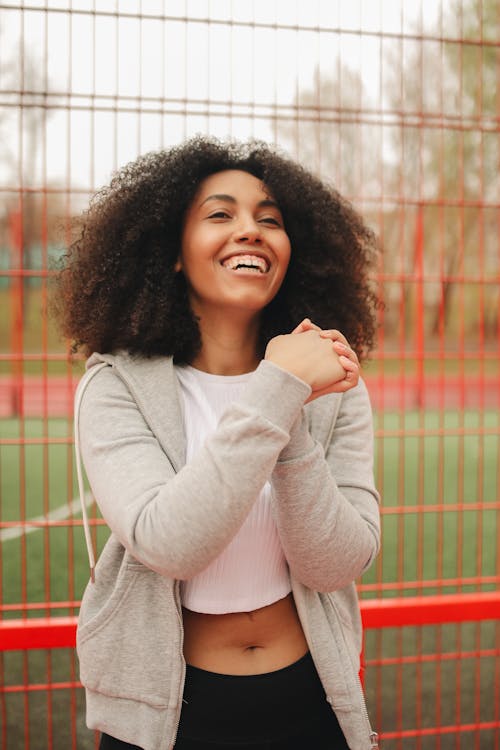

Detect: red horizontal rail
381,721,500,740
2,680,82,694
366,647,500,667
1,592,499,652
0,616,77,651
360,591,500,628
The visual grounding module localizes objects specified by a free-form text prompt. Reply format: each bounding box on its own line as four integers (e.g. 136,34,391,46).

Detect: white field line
0,493,94,543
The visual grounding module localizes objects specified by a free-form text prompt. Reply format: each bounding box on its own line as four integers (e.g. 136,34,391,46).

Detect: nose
234,218,262,245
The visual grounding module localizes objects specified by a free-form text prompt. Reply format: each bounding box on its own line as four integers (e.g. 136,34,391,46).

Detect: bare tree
1,31,58,265
277,64,383,203
385,0,500,338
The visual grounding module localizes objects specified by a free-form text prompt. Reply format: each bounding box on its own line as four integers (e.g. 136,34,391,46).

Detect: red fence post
8,207,24,416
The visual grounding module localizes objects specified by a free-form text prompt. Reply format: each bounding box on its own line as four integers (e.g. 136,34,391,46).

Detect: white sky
0,0,447,196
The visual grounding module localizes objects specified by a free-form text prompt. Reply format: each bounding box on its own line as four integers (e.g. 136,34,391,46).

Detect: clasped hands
264,318,359,403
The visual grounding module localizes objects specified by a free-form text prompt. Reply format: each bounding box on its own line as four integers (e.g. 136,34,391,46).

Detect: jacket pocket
77,558,179,708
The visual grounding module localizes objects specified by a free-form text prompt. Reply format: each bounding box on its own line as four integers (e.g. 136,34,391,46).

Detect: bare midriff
182,592,309,675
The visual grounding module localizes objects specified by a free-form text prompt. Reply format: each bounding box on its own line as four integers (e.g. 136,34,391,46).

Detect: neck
190,310,261,375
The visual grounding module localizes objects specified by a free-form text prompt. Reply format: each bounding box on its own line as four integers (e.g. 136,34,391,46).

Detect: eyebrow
200,194,280,210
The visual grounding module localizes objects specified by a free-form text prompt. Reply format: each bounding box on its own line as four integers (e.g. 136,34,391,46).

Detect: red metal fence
1,1,499,748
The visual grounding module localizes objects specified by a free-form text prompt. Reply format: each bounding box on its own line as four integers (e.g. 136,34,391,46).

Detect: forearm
272,449,380,591
271,382,380,591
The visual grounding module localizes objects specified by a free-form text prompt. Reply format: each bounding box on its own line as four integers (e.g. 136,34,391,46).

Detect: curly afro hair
53,135,380,363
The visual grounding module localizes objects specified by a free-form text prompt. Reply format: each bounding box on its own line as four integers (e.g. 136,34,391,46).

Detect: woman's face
178,169,291,321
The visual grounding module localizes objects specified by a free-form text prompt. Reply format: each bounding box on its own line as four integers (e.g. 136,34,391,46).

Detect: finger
338,354,359,373
305,358,360,403
333,340,360,367
319,329,349,346
291,318,310,334
292,318,321,334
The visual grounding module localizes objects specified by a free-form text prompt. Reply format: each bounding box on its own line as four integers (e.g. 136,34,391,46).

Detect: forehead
194,169,270,201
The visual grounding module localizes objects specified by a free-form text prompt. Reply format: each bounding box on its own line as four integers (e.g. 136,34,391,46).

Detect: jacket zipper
356,672,379,749
168,580,186,750
327,596,379,749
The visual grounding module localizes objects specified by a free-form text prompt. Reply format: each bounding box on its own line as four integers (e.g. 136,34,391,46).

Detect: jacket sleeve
270,378,380,592
77,359,311,580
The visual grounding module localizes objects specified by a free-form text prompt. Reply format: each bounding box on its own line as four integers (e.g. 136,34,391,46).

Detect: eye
208,210,231,220
258,216,282,227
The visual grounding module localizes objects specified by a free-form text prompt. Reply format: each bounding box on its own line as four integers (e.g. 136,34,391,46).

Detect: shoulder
76,352,186,457
82,350,175,386
76,351,177,416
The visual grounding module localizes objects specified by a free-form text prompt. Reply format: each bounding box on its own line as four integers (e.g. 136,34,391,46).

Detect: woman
54,136,381,750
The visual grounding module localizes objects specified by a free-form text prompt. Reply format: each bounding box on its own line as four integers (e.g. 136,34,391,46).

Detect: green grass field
1,412,498,749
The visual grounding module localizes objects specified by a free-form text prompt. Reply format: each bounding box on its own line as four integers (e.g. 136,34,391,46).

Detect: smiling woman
177,170,291,372
52,136,379,363
52,136,381,750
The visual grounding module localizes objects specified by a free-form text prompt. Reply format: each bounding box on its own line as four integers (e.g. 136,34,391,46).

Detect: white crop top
174,364,291,614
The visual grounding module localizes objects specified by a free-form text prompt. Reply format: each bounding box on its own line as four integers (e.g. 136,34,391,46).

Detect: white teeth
222,254,269,273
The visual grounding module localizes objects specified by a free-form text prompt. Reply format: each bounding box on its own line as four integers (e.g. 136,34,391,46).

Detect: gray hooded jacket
75,352,380,750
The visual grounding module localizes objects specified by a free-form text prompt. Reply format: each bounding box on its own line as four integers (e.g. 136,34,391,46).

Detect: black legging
100,652,349,749
99,736,141,750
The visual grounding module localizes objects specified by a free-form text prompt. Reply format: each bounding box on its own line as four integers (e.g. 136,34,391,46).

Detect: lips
221,254,270,274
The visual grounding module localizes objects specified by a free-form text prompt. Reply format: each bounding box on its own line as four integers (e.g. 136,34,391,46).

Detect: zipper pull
370,731,380,748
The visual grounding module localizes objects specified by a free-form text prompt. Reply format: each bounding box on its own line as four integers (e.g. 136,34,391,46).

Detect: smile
221,254,270,274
